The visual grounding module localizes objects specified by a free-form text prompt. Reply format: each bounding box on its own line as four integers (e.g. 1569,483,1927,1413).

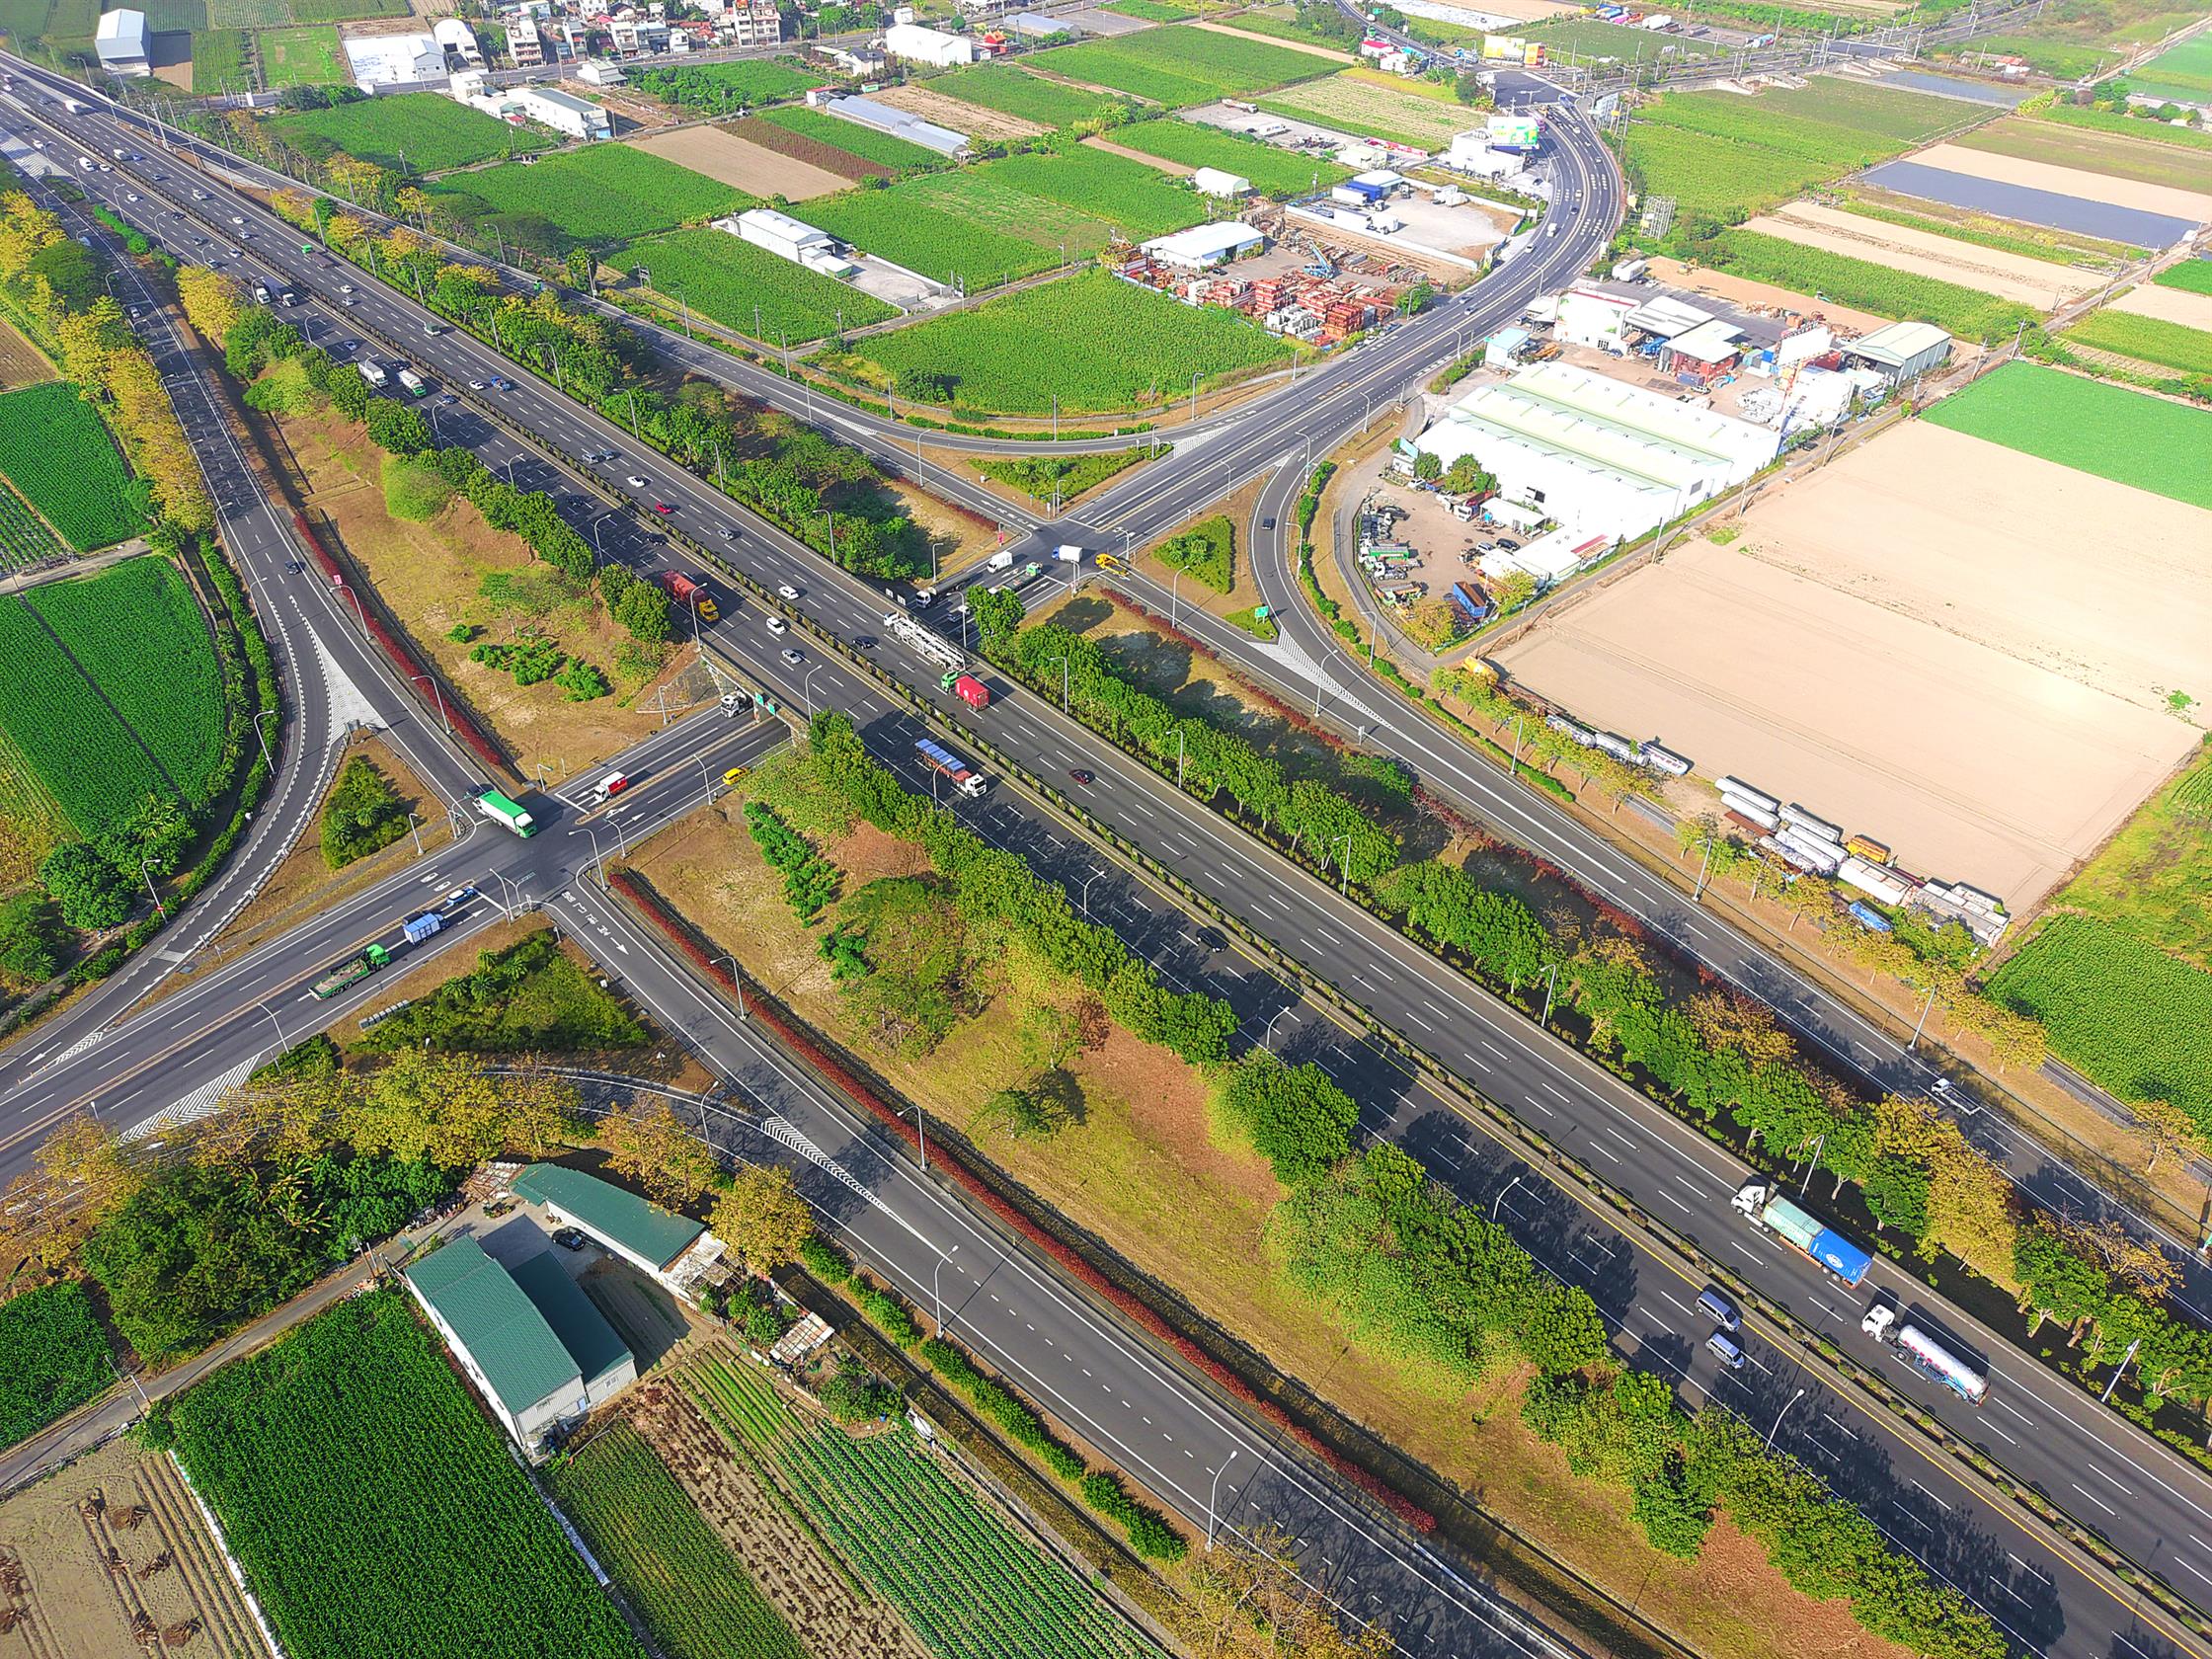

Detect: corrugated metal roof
405,1238,580,1415
511,1164,703,1269
509,1252,632,1386
1848,319,1950,365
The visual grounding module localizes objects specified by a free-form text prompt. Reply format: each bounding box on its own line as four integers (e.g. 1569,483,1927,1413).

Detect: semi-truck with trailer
914,738,986,797
942,672,989,710
1732,1182,1871,1287
883,611,966,673
1862,1305,1987,1404
356,359,388,389
476,788,536,836
654,571,719,622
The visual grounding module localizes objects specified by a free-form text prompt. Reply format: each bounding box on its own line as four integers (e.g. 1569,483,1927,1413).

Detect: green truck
476,788,535,837
311,943,390,1000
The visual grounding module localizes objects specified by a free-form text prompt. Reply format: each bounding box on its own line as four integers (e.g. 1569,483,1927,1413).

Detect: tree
1492,568,1537,610
709,1163,813,1275
2062,1215,2182,1304
1218,1051,1357,1186
335,1049,506,1169
2134,1098,2199,1175
1395,281,1433,317
1439,454,1492,497
1685,989,1795,1069
363,397,433,456
969,585,1025,644
1173,1527,1393,1659
597,1099,719,1207
1412,449,1443,482
40,839,132,929
0,893,65,985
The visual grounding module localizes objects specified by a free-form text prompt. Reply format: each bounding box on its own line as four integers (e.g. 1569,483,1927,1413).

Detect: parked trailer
1732,1182,1871,1286
476,788,535,836
914,737,986,797
1716,775,1779,816
1848,900,1893,933
1863,1306,1987,1404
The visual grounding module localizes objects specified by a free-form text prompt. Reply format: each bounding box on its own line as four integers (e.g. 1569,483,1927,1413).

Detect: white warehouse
1412,360,1779,544
507,84,610,140
720,206,858,276
884,21,975,65
93,9,149,77
1192,167,1250,198
1142,222,1264,269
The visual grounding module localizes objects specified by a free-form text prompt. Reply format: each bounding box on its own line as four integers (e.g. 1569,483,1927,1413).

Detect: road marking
2069,1482,2117,1518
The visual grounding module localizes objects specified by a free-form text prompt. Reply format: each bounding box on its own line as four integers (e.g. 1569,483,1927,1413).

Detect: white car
763,616,787,635
340,283,355,294
625,474,649,490
124,191,138,201
467,378,485,390
229,214,244,225
191,189,206,199
780,648,802,666
776,584,800,601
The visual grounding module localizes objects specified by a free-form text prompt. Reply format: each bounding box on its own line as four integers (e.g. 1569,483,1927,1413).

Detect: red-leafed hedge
606,868,1439,1536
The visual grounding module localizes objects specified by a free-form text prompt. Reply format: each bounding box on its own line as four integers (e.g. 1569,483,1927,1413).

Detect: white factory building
93,9,149,77
884,21,975,65
433,16,483,65
508,84,609,140
1142,222,1264,270
719,206,858,276
1413,360,1779,545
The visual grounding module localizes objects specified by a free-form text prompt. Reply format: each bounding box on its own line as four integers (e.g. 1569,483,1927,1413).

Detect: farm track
135,1450,272,1659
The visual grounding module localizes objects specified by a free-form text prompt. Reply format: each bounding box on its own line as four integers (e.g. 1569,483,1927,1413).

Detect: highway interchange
2,51,2210,1659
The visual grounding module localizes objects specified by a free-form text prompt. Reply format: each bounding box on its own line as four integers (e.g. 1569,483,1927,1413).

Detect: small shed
510,1162,711,1289
1142,222,1264,270
1192,166,1251,198
1484,325,1533,368
1659,318,1744,381
1843,319,1951,385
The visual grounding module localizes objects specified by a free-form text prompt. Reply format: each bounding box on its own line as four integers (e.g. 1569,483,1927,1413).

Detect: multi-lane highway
9,59,2212,1659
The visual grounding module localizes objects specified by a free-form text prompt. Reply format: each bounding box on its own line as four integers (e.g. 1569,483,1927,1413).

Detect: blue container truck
1732,1181,1872,1286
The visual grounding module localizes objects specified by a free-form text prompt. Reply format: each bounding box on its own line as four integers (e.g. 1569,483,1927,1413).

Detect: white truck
1861,1306,1988,1405
987,550,1015,572
396,368,427,397
356,359,388,389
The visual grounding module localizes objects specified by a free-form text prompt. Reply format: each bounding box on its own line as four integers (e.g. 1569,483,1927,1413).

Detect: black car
854,635,876,649
552,1227,589,1251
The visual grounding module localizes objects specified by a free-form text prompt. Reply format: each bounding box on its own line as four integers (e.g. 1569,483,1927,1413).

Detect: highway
7,60,2212,1659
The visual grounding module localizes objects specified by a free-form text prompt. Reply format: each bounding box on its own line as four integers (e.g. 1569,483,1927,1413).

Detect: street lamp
1767,1387,1807,1450
258,1000,286,1051
933,1242,961,1334
1329,833,1352,896
1490,1171,1525,1221
1206,1449,1239,1550
709,954,750,1017
1081,870,1100,920
137,853,167,922
252,707,278,770
570,825,608,885
802,665,823,717
409,672,450,735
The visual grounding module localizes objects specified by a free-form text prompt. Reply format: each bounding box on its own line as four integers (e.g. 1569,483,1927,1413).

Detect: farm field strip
0,475,66,568
0,381,146,551
257,23,341,87
931,63,1129,129
2062,307,2212,375
2112,275,2212,331
1741,200,2095,303
433,145,750,244
0,590,174,832
1922,359,2212,509
1705,228,2038,343
1256,70,1475,147
1870,146,2211,244
1950,114,2212,196
274,90,548,172
1031,25,1333,108
760,106,948,175
624,226,897,344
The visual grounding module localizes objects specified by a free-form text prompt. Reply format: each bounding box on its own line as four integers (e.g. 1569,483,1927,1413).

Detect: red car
652,502,674,515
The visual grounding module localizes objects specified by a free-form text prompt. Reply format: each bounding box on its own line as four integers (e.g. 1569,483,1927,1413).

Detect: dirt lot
626,125,852,202
1083,133,1192,174
1743,201,2097,305
1188,18,1357,58
1497,531,2199,909
1647,257,1891,337
285,404,720,779
0,317,53,389
1908,142,2212,225
872,81,1046,142
2114,278,2212,331
0,1440,276,1659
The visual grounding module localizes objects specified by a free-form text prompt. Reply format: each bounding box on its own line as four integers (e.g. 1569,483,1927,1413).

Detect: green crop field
207,0,286,24
2157,259,2212,295
2045,743,2212,977
434,145,750,245
1256,69,1475,147
625,227,895,344
0,557,227,832
932,63,1127,129
0,1283,110,1454
258,23,342,86
273,92,547,174
1989,914,2212,1124
629,57,821,112
0,0,53,42
546,1419,806,1659
803,185,1070,289
171,1294,642,1659
190,27,246,90
2129,31,2212,103
1706,229,2038,343
677,1351,1161,1659
759,107,945,174
974,145,1203,239
1031,25,1330,107
1107,118,1350,196
1941,33,2118,76
30,559,225,803
0,478,66,569
139,0,205,25
0,383,145,551
286,0,407,19
1953,115,2212,194
1526,17,1722,60
2029,103,2212,154
853,269,1290,413
1923,359,2212,508
1627,79,1977,225
2064,307,2212,374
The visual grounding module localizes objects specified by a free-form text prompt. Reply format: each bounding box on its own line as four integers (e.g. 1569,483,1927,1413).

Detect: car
422,321,441,336
854,635,876,650
652,502,673,515
552,1227,589,1251
626,474,649,489
124,191,138,202
776,584,800,600
1476,541,1497,552
722,766,749,786
488,377,513,390
1495,536,1521,551
342,296,356,307
467,377,485,390
191,189,206,199
763,616,787,635
1261,516,1275,530
1068,768,1094,785
228,213,243,225
340,283,355,294
780,647,802,666
715,526,737,540
436,394,457,406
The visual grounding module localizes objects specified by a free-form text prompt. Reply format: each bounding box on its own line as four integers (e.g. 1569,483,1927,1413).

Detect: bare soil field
1497,533,2198,909
1909,141,2212,225
626,1373,933,1659
1646,257,1892,335
2114,278,2212,331
1084,133,1192,173
626,124,851,201
871,80,1047,141
0,318,52,390
1188,18,1357,58
0,1441,276,1659
1744,200,2097,304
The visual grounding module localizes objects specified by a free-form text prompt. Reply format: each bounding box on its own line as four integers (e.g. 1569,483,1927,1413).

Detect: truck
942,672,989,711
396,368,427,397
654,571,719,622
476,787,536,837
311,943,391,999
914,737,986,798
1731,1182,1871,1287
253,282,271,303
356,359,388,389
401,908,447,945
882,610,966,673
1862,1305,1988,1405
987,549,1015,572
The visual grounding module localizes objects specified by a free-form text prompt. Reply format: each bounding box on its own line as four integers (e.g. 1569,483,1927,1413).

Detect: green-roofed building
511,1162,712,1283
404,1235,635,1458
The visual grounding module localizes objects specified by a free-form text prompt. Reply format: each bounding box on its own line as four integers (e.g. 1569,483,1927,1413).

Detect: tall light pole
259,1000,286,1052
1206,1448,1239,1549
253,707,278,770
1081,870,1099,919
137,853,167,922
933,1242,961,1334
709,954,749,1017
409,672,450,735
1490,1171,1525,1220
1330,833,1352,895
1767,1387,1807,1450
